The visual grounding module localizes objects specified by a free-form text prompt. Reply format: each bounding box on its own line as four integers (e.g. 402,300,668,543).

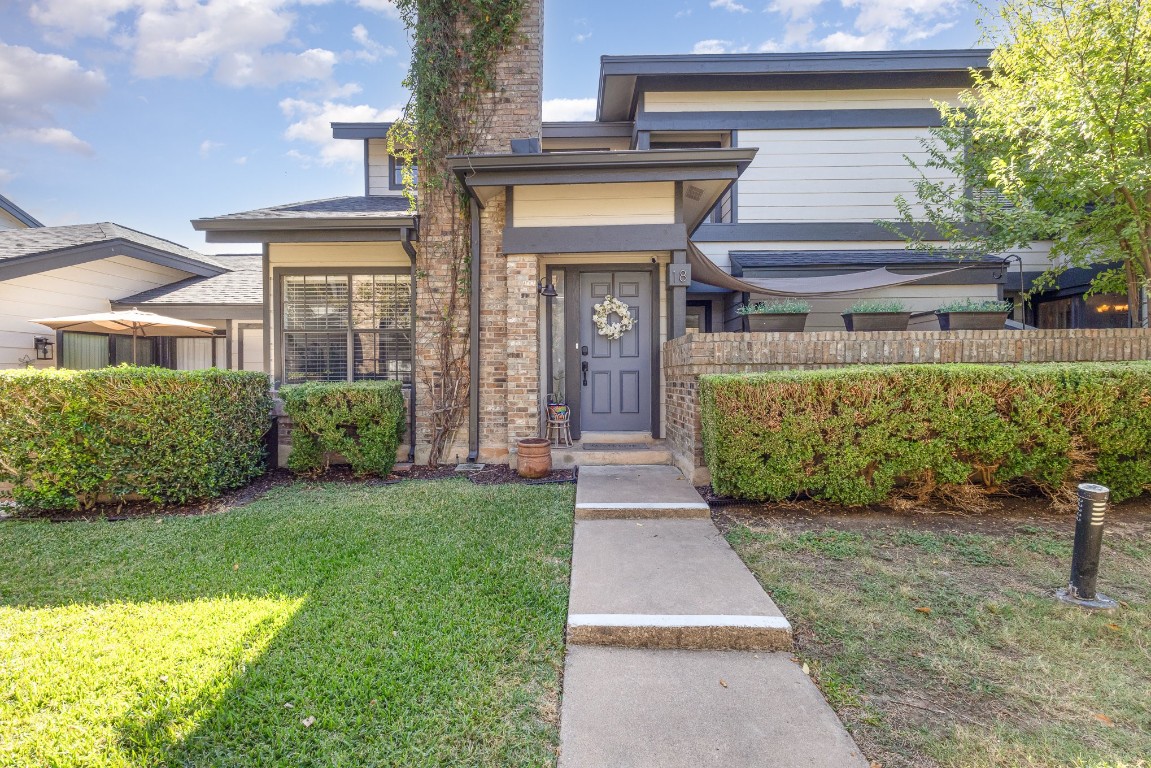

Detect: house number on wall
668,265,692,287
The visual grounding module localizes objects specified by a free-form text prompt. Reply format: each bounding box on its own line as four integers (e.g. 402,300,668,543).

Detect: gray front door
579,271,652,432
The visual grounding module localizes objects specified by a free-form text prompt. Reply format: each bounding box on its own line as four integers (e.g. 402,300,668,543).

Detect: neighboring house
182,14,1127,461
0,223,262,371
0,193,43,230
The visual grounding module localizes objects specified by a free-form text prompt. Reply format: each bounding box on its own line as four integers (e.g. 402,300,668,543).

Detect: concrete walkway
559,465,868,768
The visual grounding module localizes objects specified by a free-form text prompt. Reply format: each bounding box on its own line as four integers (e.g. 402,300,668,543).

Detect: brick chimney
475,0,543,154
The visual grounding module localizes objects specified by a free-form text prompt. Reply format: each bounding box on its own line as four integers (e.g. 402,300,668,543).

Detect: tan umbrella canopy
32,308,217,364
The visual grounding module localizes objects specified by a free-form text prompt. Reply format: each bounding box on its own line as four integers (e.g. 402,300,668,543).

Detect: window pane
62,332,109,370
283,275,348,331
353,330,411,383
352,274,410,330
284,332,348,382
1084,294,1131,329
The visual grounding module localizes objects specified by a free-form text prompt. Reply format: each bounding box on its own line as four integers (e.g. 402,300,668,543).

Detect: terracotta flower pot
516,437,552,479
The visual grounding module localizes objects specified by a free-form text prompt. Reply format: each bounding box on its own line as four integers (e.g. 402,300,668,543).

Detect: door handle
582,360,589,386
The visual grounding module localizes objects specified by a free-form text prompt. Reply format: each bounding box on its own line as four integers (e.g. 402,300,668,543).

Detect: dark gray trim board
109,302,264,321
692,221,979,242
458,166,741,189
504,224,687,254
0,193,43,228
0,240,225,282
331,122,392,139
543,121,634,139
637,108,943,132
203,228,408,244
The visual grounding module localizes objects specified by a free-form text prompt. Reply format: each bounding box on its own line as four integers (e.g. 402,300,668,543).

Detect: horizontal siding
644,88,960,113
268,242,409,268
513,182,675,227
0,210,26,229
366,138,404,197
0,256,195,369
737,128,956,222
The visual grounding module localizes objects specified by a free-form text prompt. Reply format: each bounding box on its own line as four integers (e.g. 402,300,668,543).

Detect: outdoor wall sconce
34,336,54,360
537,279,558,298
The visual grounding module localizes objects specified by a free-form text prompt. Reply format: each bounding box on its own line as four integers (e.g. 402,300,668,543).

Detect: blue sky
0,0,988,254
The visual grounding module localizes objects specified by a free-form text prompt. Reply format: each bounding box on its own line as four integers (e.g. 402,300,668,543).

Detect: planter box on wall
937,311,1010,331
841,312,912,332
747,313,808,332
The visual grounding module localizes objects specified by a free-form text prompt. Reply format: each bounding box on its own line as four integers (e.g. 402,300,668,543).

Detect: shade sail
686,242,969,297
31,309,217,337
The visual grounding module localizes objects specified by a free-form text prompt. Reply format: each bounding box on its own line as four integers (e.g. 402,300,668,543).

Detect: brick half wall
664,329,1151,484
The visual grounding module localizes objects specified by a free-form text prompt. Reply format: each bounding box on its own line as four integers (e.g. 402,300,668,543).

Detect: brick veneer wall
665,329,1151,484
413,0,543,463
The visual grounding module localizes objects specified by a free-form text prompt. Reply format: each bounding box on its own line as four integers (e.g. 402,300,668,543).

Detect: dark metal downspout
467,197,481,463
401,224,419,464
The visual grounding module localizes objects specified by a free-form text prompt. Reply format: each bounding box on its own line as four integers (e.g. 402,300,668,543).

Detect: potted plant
841,300,912,332
936,298,1012,330
738,298,811,332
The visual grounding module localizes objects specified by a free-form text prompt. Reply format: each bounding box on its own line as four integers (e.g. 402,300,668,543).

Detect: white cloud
0,43,106,126
691,39,748,54
542,98,596,122
709,0,750,12
0,43,104,155
844,0,959,35
674,9,693,18
0,168,16,186
351,23,397,62
5,127,94,155
199,139,223,157
816,30,891,51
280,98,402,165
766,0,823,20
234,156,248,165
30,0,341,87
356,0,400,20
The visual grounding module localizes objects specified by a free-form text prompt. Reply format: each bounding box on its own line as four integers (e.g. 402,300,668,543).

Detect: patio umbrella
31,308,217,364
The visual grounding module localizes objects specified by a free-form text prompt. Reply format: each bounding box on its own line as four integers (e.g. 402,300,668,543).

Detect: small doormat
581,443,651,451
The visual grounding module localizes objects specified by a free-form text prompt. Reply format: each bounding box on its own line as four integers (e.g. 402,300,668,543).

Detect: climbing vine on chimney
387,0,528,465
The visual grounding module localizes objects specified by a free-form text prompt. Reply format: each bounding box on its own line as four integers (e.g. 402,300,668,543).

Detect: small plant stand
546,412,573,447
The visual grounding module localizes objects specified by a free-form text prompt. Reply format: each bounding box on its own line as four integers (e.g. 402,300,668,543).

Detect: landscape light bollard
1056,483,1118,610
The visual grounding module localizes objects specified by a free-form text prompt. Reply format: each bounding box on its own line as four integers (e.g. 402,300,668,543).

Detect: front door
579,271,652,432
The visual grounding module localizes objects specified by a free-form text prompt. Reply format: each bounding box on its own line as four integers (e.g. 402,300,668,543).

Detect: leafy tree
894,0,1151,325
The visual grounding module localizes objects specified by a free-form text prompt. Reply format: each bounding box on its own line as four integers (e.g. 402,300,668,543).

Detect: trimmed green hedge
700,363,1151,505
280,381,406,476
0,367,272,511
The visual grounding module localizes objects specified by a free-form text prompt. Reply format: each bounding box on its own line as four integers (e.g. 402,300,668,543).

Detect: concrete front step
554,446,673,470
577,430,655,445
567,518,792,651
558,647,870,768
573,465,707,518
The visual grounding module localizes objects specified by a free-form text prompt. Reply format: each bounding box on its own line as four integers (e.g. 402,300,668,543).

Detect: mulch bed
3,463,576,523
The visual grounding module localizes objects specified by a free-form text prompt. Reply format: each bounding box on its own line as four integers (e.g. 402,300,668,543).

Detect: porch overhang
687,242,994,296
448,147,756,231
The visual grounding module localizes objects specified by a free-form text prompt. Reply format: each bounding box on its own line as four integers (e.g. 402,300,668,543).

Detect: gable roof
114,254,262,308
192,195,417,244
0,192,44,228
0,222,225,281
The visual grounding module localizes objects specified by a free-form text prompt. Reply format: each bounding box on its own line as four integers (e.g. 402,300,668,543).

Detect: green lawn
726,512,1151,768
0,479,574,768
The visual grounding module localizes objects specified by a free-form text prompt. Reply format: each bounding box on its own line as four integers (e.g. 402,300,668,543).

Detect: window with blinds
282,273,412,384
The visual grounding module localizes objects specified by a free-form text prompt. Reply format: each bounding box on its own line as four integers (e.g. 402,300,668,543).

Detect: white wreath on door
592,295,635,341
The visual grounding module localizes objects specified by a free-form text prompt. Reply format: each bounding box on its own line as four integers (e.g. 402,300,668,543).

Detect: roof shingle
0,222,223,269
116,254,262,306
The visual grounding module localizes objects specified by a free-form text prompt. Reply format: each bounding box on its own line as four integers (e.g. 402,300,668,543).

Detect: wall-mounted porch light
537,278,558,298
34,336,54,361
